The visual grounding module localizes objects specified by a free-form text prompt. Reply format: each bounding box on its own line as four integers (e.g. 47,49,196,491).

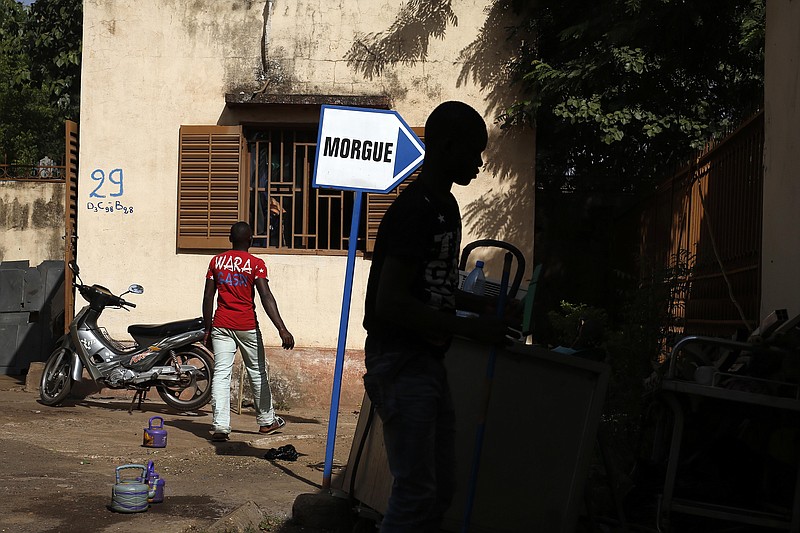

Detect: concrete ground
0,374,362,533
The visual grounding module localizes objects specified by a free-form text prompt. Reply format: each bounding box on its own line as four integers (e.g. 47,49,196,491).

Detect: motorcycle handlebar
75,283,137,309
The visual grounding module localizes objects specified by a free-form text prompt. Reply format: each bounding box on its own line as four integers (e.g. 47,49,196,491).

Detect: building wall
0,182,65,264
78,0,536,349
762,0,800,319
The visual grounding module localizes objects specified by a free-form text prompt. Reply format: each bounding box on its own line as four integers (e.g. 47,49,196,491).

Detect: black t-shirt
363,179,461,347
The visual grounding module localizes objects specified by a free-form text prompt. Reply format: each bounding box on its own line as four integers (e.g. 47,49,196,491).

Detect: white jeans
210,327,275,434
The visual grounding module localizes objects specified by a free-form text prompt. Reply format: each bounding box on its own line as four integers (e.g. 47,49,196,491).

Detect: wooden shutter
177,125,246,250
365,127,424,253
64,120,79,333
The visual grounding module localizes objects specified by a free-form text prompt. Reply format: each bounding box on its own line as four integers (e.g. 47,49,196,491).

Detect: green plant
496,0,764,194
0,0,81,164
545,251,693,475
547,301,609,348
602,251,693,468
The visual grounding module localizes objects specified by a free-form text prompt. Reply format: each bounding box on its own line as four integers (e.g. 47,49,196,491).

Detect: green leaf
492,0,763,193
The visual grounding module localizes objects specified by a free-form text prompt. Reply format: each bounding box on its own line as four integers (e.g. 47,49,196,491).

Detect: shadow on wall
456,1,536,273
344,0,457,80
462,128,535,254
344,0,536,280
455,0,532,120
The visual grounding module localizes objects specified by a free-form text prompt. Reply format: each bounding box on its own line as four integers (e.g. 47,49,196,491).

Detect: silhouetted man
363,101,511,532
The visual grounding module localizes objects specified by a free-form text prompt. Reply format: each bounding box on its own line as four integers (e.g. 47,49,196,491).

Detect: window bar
326,196,331,250
256,135,270,247
278,139,288,249
290,135,296,249
339,192,346,250
300,135,310,249
252,140,257,239
291,148,298,250
310,145,322,250
332,195,338,251
281,130,294,250
255,140,263,242
273,132,279,247
282,130,291,249
266,134,274,247
275,193,283,249
310,145,318,250
267,135,283,248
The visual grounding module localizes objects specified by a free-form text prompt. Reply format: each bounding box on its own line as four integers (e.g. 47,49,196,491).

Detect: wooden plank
63,120,79,333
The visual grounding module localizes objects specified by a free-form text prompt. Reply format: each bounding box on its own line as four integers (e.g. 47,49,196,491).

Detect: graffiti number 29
89,168,124,198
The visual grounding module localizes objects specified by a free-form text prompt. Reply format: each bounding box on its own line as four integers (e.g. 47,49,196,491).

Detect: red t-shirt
206,250,268,330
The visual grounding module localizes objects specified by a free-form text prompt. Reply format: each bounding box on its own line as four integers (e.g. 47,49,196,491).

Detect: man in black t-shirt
363,177,462,350
363,101,511,532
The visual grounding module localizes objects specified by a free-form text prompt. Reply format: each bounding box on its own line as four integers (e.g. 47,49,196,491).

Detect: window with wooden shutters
365,127,424,253
177,124,422,254
177,125,246,250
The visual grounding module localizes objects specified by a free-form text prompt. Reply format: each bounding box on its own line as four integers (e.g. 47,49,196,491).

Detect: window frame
176,123,423,256
243,125,362,256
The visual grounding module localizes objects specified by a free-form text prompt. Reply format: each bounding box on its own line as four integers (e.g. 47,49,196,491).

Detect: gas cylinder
144,460,165,503
142,416,168,448
110,464,154,513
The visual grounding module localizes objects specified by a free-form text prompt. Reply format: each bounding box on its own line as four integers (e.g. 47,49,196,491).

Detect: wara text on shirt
214,255,253,273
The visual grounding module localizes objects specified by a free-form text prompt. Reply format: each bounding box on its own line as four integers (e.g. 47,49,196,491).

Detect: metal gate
637,112,764,339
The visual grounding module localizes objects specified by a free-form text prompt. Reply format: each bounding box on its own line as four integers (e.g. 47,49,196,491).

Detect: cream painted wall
762,0,800,319
78,0,535,347
0,182,65,264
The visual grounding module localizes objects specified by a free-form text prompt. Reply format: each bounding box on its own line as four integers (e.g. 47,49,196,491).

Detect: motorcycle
39,261,213,412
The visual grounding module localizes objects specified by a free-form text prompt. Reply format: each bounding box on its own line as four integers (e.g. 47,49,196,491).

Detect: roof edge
225,93,392,108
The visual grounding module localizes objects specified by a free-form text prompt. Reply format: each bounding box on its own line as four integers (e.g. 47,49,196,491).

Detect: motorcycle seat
128,317,204,338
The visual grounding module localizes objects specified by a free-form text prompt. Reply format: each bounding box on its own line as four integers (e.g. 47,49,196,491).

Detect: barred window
176,124,422,254
246,128,364,254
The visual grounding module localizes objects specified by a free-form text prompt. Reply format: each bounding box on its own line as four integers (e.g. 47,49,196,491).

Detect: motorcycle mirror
128,284,144,295
68,260,83,285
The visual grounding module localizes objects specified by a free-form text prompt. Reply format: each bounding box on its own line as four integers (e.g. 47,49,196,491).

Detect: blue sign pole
322,190,363,489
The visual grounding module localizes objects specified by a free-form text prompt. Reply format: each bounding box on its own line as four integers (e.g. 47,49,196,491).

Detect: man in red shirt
203,222,294,441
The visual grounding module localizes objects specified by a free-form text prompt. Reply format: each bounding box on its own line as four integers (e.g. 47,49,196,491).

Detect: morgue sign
312,104,424,489
313,105,425,193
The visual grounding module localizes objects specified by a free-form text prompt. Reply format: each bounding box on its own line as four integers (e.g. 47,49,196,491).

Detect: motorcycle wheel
156,345,213,411
40,347,73,406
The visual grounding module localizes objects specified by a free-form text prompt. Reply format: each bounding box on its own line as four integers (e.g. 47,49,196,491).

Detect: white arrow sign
313,105,425,193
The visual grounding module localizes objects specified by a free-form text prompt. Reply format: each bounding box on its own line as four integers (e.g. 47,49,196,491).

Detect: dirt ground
0,375,362,533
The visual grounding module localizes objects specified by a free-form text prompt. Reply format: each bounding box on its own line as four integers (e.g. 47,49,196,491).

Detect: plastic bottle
462,260,486,296
457,261,486,318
